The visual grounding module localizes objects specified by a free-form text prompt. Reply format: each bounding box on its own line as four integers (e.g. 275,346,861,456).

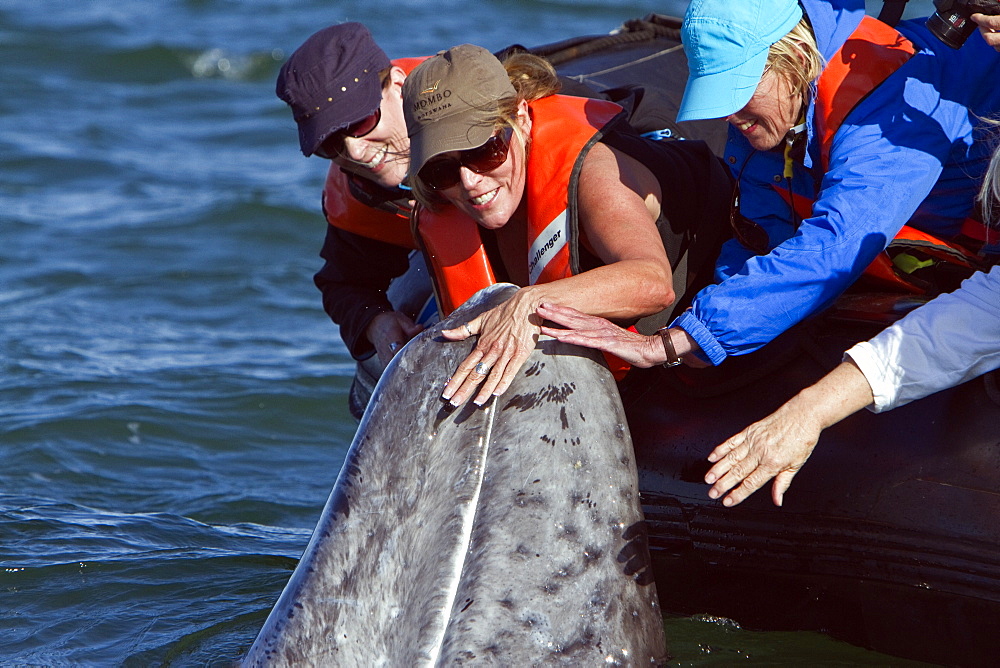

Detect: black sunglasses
314,107,382,159
729,151,771,255
729,179,770,255
418,126,514,191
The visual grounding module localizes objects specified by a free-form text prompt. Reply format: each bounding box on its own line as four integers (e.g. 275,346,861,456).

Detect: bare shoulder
578,141,661,204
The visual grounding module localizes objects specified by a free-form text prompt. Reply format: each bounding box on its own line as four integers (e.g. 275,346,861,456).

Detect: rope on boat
530,14,683,67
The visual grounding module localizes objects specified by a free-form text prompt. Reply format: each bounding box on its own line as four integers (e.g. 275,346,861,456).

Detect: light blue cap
677,0,803,122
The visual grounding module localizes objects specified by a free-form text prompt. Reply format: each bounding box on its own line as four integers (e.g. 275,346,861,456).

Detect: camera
926,0,1000,49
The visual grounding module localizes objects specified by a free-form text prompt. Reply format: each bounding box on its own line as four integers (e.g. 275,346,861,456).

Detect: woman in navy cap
540,0,1000,370
277,23,427,369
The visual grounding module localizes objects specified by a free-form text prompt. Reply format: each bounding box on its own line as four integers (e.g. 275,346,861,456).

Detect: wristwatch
656,326,684,367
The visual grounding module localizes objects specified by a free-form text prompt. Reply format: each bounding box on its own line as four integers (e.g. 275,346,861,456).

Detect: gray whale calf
244,284,666,666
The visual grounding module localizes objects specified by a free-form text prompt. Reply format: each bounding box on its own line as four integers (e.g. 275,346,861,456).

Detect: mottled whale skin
243,284,666,666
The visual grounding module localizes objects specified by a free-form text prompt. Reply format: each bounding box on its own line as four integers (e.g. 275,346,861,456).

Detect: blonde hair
766,17,824,101
497,52,560,154
410,52,560,209
503,52,561,103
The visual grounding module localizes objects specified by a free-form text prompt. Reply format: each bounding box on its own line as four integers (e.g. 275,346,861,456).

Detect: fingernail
705,474,716,484
707,488,718,499
723,497,734,507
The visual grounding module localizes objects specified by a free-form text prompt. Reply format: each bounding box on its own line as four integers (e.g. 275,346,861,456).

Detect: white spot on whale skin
317,597,361,608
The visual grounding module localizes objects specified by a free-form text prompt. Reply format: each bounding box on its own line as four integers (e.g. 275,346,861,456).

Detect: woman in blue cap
704,154,1000,507
540,0,1000,370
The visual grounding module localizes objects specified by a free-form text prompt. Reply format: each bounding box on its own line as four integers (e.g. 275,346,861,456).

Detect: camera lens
927,9,978,49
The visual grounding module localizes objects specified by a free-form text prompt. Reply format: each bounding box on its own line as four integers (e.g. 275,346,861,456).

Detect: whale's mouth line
427,397,496,665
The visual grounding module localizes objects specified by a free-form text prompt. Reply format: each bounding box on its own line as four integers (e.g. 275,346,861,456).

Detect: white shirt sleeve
845,264,1000,413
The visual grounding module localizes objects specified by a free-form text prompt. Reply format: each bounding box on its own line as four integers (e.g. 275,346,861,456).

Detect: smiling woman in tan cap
403,45,730,407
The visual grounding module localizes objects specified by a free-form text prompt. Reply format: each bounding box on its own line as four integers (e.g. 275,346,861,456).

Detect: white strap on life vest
528,210,568,285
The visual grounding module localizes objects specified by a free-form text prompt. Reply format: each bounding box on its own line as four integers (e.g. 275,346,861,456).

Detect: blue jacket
674,0,1000,365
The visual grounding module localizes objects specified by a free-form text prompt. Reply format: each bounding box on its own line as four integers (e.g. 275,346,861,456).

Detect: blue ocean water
1,0,940,664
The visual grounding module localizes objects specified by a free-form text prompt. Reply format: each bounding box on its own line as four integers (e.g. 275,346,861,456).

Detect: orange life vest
413,204,496,316
322,168,416,248
414,95,635,378
813,15,916,173
320,56,428,250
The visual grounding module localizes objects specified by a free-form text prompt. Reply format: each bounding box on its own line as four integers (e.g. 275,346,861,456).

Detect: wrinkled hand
367,311,424,366
973,12,1000,51
704,400,823,507
441,289,541,406
536,302,662,368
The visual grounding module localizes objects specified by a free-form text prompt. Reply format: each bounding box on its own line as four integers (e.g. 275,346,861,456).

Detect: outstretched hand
704,360,874,507
536,302,662,368
704,400,823,507
440,289,541,406
973,12,1000,51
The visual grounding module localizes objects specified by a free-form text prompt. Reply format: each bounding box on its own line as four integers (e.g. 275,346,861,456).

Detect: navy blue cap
276,23,391,156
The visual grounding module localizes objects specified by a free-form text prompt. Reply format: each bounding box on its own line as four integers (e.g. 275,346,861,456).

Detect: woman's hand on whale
367,311,424,366
537,303,707,368
440,288,542,407
537,303,661,367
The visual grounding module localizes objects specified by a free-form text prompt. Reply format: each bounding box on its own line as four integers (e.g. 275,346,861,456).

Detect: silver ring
388,341,400,352
463,322,473,337
474,362,491,375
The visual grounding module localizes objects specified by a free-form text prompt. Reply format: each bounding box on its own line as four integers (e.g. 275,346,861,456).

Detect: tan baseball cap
403,44,516,175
